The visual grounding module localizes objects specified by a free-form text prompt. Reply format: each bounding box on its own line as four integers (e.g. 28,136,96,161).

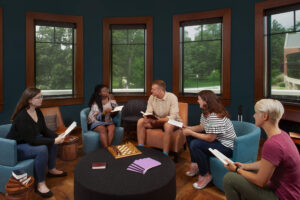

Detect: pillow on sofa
44,115,57,132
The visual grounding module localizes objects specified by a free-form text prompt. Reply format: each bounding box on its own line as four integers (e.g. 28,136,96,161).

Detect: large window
180,19,222,94
103,17,153,102
264,4,300,102
111,25,145,93
35,21,75,97
26,12,83,106
173,9,231,105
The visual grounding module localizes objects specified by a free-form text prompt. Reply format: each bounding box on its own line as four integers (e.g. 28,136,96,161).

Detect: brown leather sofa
145,102,188,162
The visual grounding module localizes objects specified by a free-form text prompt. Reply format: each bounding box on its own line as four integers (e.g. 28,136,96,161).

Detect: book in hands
12,169,27,180
111,105,124,113
92,162,106,169
140,111,159,120
208,148,233,165
168,119,183,128
61,121,77,138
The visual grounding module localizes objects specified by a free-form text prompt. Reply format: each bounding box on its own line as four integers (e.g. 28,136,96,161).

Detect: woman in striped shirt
183,90,236,189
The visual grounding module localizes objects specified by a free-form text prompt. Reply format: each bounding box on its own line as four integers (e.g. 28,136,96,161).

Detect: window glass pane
184,25,201,42
111,28,145,93
35,26,54,43
183,40,221,94
128,29,144,44
55,27,73,43
270,33,300,100
112,29,128,44
271,11,294,33
202,23,221,40
296,10,300,31
35,24,74,96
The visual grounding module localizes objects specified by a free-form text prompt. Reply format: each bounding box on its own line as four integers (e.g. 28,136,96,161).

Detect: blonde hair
254,99,284,124
152,80,166,90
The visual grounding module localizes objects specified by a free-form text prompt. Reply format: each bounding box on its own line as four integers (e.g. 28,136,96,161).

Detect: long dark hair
198,90,230,118
11,87,41,121
88,84,108,112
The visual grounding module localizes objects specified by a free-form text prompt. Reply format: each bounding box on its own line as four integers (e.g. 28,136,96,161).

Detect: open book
111,105,124,113
140,111,159,120
208,148,233,165
167,119,183,128
61,121,77,138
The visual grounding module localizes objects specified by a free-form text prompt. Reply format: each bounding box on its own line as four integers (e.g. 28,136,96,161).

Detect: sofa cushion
44,115,57,132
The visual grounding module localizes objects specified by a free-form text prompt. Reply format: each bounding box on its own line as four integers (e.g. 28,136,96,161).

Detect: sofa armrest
232,131,260,163
0,138,17,166
113,112,122,127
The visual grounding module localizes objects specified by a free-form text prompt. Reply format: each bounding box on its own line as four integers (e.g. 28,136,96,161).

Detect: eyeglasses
33,95,43,100
101,88,110,93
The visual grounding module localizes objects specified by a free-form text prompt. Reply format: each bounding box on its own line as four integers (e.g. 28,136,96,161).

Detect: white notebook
167,119,183,128
62,121,77,138
208,148,233,165
111,106,124,113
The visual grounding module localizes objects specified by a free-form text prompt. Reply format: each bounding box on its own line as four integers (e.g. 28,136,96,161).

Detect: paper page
208,148,233,165
111,105,124,113
140,111,158,119
168,119,183,128
62,121,77,138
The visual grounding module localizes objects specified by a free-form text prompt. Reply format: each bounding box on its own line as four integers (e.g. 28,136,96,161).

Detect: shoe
47,171,67,178
192,174,212,190
185,163,199,177
36,189,53,198
185,168,199,177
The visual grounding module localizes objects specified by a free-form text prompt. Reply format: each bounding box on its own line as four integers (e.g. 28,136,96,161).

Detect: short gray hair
254,99,284,123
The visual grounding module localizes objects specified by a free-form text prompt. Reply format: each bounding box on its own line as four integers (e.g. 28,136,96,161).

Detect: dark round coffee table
74,146,176,200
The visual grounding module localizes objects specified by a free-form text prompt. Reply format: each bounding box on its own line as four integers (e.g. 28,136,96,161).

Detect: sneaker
192,173,212,190
185,163,199,177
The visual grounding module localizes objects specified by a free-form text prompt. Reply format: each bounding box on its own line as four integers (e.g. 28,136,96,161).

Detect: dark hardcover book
140,111,159,120
92,162,106,169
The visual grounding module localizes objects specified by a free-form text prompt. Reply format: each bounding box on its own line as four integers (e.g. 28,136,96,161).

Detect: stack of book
12,169,31,185
92,162,106,170
127,157,161,174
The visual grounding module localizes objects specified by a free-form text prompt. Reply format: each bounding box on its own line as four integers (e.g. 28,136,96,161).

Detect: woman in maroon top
223,99,300,200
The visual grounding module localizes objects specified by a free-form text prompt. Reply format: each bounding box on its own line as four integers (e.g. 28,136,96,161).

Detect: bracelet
235,166,240,174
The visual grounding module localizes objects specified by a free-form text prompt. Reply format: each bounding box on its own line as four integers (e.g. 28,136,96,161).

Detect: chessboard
108,142,142,159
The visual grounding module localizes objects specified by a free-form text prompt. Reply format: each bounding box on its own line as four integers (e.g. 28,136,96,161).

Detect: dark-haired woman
88,85,117,148
182,90,236,189
6,88,66,198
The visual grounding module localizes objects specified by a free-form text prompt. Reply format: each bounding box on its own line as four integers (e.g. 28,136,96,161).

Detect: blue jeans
186,136,232,175
17,143,58,182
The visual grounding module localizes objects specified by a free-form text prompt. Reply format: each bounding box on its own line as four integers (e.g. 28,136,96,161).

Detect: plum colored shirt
262,130,300,200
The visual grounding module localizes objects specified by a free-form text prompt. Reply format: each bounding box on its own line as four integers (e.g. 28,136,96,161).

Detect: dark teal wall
0,0,263,126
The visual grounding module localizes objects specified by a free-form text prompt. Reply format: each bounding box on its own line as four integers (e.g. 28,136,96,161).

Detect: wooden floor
0,132,226,200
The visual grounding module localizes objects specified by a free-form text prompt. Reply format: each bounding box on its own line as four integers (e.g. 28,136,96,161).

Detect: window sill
113,94,149,103
178,95,230,106
42,96,83,107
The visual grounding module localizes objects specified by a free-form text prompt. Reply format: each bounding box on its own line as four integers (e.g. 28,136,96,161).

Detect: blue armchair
80,108,124,154
0,124,34,193
209,121,261,191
